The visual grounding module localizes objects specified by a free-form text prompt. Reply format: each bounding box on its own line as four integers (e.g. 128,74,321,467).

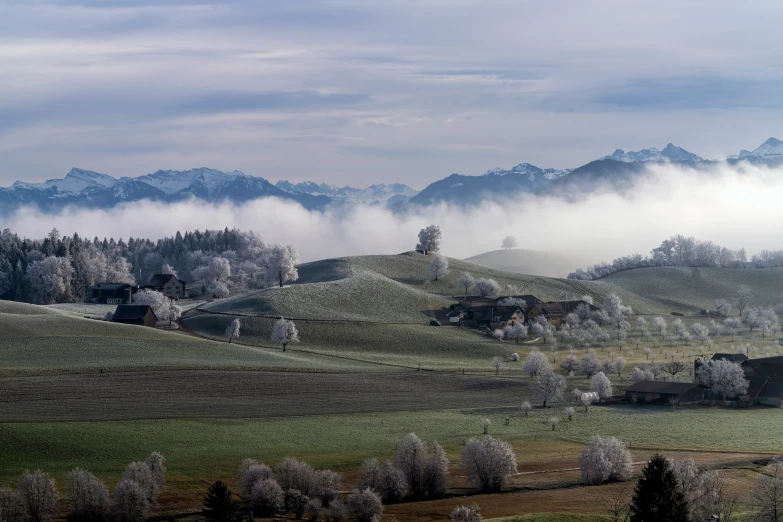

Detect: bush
67,469,109,522
109,480,147,522
324,499,348,522
249,479,284,517
346,489,383,522
451,504,482,522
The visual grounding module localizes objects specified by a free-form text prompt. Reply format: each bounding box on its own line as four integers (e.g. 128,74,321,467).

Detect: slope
464,249,583,278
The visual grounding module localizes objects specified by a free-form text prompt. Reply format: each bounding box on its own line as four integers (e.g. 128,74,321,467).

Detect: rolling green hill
464,249,583,278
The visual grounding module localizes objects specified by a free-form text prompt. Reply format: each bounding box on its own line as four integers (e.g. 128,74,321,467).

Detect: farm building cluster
87,274,187,305
626,352,783,408
447,295,600,329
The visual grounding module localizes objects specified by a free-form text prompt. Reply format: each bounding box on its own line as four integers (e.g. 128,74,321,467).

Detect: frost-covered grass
47,299,209,319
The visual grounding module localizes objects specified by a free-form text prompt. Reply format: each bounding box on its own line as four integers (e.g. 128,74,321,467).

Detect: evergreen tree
630,454,688,522
202,481,239,522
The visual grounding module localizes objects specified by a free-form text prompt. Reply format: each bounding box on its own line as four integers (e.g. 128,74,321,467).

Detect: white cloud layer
5,163,783,269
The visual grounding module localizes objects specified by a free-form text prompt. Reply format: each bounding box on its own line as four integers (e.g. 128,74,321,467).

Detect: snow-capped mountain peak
659,143,703,163
12,168,118,193
274,179,417,205
748,137,783,159
601,144,702,163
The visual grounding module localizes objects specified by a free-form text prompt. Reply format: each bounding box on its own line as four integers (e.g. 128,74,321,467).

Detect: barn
112,305,158,328
625,381,705,404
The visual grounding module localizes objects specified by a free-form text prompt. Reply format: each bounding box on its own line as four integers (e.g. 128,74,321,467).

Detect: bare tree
747,460,783,522
457,272,475,297
462,436,518,492
426,255,450,281
346,488,383,522
531,372,567,408
451,503,482,522
604,483,632,522
225,318,241,343
522,350,552,377
271,318,299,351
490,356,502,375
663,360,687,381
579,436,633,485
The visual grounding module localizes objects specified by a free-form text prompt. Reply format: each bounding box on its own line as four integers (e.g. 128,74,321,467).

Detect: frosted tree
491,329,504,341
109,480,147,522
663,360,687,381
747,460,783,522
271,318,299,351
423,442,449,498
490,356,502,375
239,463,274,499
225,319,241,343
614,357,626,378
461,436,517,492
501,236,518,249
0,487,26,522
652,316,668,339
249,479,284,516
17,470,59,522
695,359,748,401
25,256,75,304
503,323,528,344
263,245,299,288
579,436,633,485
416,225,442,253
133,289,182,326
427,255,450,281
522,350,552,377
631,367,654,383
161,264,178,277
212,281,230,299
734,285,753,318
346,488,383,522
580,351,602,378
194,256,232,294
690,323,710,344
451,504,482,522
474,278,500,298
67,468,109,522
590,372,612,401
714,298,732,317
396,433,427,497
724,317,742,339
457,272,475,297
560,352,579,374
746,307,773,334
531,372,567,407
520,400,532,417
564,406,575,421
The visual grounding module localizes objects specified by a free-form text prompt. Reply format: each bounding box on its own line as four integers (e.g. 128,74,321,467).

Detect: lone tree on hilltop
457,272,475,297
225,319,241,344
416,225,442,253
262,245,299,288
271,318,299,352
501,236,518,249
630,454,688,522
427,255,450,281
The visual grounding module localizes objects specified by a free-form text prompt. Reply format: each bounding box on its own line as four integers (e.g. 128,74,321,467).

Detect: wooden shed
112,305,158,328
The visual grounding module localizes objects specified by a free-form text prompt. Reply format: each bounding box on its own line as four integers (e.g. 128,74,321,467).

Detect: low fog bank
4,162,783,269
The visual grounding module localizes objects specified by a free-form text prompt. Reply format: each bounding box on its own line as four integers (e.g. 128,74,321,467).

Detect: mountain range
2,138,782,214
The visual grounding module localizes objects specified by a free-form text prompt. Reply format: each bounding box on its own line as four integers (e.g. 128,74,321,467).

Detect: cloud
5,163,783,272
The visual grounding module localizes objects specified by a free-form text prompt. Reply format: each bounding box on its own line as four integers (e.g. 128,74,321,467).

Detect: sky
2,0,783,189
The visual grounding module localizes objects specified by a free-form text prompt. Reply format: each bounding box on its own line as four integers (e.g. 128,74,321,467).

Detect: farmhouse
465,306,526,329
112,304,158,328
625,381,705,404
87,282,134,304
741,356,783,406
527,303,566,326
141,274,187,299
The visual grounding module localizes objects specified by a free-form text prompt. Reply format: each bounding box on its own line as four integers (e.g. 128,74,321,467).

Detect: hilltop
464,249,583,278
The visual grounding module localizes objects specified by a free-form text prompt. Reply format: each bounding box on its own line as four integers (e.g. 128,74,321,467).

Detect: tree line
0,227,299,304
569,234,783,280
